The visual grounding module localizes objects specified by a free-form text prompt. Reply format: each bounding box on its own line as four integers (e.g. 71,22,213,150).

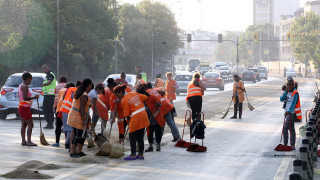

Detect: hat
233,74,240,78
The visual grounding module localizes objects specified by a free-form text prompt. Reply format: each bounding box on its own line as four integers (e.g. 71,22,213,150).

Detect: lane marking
273,157,291,180
54,164,96,180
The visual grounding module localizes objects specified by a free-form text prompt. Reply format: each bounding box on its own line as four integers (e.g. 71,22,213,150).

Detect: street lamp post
56,0,60,78
115,39,118,74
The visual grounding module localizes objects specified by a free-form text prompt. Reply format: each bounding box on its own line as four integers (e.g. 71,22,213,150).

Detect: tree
290,12,320,70
214,31,240,64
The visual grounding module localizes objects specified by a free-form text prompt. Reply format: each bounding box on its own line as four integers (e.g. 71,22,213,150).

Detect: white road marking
54,164,96,180
273,157,291,180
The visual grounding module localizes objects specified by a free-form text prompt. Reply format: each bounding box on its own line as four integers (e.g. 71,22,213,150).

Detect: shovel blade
186,143,199,151
274,144,292,151
193,145,207,152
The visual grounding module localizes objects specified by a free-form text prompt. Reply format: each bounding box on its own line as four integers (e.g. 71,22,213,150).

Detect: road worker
186,73,205,120
154,74,165,91
67,79,93,157
230,74,245,119
88,83,105,130
18,72,39,146
135,66,147,82
166,72,178,116
134,74,146,91
114,84,149,160
280,79,301,150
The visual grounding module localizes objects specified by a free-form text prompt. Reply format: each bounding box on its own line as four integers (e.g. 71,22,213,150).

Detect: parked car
286,68,297,77
248,68,260,81
103,74,136,90
174,73,193,95
218,66,230,79
241,71,256,83
0,73,46,119
202,72,224,91
259,69,268,80
199,66,210,76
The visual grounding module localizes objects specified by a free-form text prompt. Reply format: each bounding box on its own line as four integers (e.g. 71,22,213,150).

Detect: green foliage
290,12,320,70
214,31,240,64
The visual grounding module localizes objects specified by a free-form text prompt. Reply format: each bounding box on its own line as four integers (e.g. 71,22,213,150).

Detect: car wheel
0,112,7,120
16,113,20,118
176,92,180,96
265,77,268,80
253,80,256,83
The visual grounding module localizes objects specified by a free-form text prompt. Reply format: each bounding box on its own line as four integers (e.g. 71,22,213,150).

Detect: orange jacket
97,88,112,120
166,79,176,101
56,88,67,113
155,78,165,91
186,82,202,101
147,89,173,115
110,93,124,119
145,95,165,128
232,80,245,104
121,92,149,133
60,87,77,114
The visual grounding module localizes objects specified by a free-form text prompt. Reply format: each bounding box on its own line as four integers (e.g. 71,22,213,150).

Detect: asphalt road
0,74,318,180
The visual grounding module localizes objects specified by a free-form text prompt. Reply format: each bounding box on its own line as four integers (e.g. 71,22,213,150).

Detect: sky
120,0,306,33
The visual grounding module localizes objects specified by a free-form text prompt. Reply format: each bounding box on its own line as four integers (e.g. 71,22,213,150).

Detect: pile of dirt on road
1,167,53,179
19,160,69,170
109,143,125,158
87,135,95,148
95,142,112,156
66,155,107,164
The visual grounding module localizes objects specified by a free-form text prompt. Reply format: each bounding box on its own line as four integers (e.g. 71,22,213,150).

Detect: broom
245,92,254,111
221,99,233,119
37,99,49,145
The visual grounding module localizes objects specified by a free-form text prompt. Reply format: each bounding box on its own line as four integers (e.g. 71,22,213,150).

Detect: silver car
0,73,46,119
174,72,193,95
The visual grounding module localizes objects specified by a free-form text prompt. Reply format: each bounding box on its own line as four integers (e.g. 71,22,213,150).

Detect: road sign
264,49,269,55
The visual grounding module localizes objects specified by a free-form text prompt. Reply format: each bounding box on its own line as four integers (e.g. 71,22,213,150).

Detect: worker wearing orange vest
280,79,301,150
230,75,245,119
186,73,205,120
18,72,39,146
154,74,165,91
134,74,146,91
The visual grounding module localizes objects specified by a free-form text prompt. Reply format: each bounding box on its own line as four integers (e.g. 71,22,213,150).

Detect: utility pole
115,39,118,74
151,0,154,78
56,0,60,78
236,37,239,74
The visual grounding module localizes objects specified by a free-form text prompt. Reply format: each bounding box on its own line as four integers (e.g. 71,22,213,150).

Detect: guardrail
289,98,320,180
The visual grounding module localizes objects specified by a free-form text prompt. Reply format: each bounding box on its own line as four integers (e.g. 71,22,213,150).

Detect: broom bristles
248,103,254,111
221,109,229,119
40,133,49,145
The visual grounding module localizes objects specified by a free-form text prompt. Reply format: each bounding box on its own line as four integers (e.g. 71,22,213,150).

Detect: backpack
190,117,206,139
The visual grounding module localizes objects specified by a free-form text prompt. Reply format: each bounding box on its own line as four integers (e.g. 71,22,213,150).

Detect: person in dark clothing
230,75,245,119
42,64,57,129
186,73,205,120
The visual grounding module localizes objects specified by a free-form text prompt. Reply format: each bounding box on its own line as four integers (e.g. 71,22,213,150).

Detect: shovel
175,110,192,148
37,99,49,146
245,92,254,111
274,117,292,151
221,99,233,119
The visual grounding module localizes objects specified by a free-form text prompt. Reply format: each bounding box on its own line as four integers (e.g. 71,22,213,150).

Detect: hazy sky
120,0,306,33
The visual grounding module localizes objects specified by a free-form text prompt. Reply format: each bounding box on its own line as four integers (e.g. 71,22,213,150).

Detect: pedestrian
146,83,181,142
154,74,165,91
135,66,147,82
114,84,149,160
115,72,132,92
52,83,75,147
88,83,105,130
134,74,146,91
280,79,302,150
230,74,245,119
165,72,178,116
59,81,81,150
136,85,164,152
19,72,39,146
41,64,57,129
186,73,205,120
67,78,93,157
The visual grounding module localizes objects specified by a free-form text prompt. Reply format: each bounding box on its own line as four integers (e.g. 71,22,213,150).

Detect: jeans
43,95,55,125
129,128,145,156
164,112,180,139
283,113,296,146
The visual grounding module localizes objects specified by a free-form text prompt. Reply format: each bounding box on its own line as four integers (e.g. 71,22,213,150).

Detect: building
253,0,274,25
304,0,320,15
274,0,300,22
274,15,294,62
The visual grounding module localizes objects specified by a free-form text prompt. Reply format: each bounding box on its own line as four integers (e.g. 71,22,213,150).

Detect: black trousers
55,112,63,143
129,128,145,156
233,96,243,118
119,120,128,138
148,124,162,144
72,127,86,145
188,96,202,120
43,95,55,125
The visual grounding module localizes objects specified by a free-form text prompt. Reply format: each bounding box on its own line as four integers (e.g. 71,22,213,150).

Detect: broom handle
182,110,191,140
37,99,43,134
280,117,285,143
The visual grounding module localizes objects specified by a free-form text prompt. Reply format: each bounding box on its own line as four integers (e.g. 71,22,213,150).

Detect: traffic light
287,33,291,41
253,33,258,42
218,34,222,43
187,34,192,42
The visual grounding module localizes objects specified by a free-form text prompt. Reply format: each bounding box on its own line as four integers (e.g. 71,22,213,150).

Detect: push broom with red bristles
274,117,292,151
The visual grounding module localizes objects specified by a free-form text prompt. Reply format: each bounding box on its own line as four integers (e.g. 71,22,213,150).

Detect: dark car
241,71,256,83
202,72,224,91
248,68,260,81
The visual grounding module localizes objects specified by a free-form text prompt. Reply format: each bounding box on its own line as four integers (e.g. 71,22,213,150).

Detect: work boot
230,116,237,119
145,146,153,152
156,144,161,151
65,143,70,149
44,124,54,129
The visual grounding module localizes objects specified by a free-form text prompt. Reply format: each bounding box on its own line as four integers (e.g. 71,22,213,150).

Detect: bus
188,58,201,72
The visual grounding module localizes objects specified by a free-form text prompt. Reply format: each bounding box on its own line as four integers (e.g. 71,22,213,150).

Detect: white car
218,66,230,79
103,74,136,90
174,72,193,95
0,73,46,119
286,68,297,77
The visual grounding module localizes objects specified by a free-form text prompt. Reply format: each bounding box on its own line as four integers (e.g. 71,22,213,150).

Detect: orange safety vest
60,87,77,114
186,82,203,101
155,78,165,91
292,90,302,120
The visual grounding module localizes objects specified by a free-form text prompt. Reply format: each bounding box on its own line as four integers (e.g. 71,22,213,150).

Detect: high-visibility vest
292,90,302,120
155,78,165,91
140,72,147,82
164,97,174,108
18,84,32,107
42,72,57,95
60,87,77,114
186,82,202,101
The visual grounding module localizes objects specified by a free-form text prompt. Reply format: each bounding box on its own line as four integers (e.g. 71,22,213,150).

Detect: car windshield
175,75,192,81
220,67,228,70
5,76,44,87
201,67,209,71
287,68,295,72
248,69,258,72
242,71,252,75
205,73,219,78
259,70,265,73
